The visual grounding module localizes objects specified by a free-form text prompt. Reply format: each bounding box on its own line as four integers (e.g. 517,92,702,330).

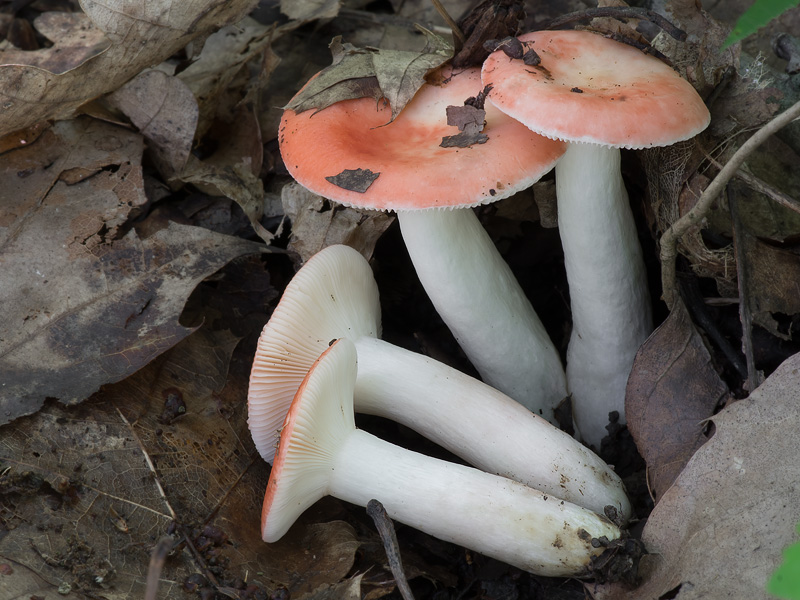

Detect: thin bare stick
660,98,800,310
703,150,800,215
728,186,764,391
431,0,465,46
144,536,175,600
367,499,415,600
543,7,686,41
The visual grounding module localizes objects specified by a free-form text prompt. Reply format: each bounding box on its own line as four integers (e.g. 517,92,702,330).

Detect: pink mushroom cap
482,30,711,149
279,66,567,211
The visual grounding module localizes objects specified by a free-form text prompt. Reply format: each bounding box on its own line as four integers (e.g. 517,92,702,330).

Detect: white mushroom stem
353,336,631,520
330,429,618,577
397,208,568,422
555,144,653,448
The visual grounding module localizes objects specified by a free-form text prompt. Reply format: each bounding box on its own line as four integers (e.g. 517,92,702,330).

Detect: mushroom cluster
250,27,710,581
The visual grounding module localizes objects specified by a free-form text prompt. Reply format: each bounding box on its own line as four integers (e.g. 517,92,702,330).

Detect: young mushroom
280,65,568,422
262,338,622,577
482,30,711,447
249,244,631,521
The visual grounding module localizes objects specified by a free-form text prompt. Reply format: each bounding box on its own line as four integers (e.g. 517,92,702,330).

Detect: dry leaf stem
431,0,465,46
543,7,686,41
660,98,800,310
367,499,415,600
728,185,764,391
703,149,800,215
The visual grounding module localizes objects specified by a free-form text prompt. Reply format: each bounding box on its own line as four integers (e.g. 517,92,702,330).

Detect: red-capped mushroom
482,30,710,446
279,65,568,421
262,338,621,577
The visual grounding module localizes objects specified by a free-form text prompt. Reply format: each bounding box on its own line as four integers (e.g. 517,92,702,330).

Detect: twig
114,406,178,522
431,0,465,47
660,98,800,310
543,7,686,41
144,536,175,600
703,149,800,215
728,185,764,391
367,499,415,600
679,265,748,379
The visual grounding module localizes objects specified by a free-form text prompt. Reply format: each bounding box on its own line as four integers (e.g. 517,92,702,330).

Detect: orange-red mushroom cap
482,30,711,149
279,66,567,211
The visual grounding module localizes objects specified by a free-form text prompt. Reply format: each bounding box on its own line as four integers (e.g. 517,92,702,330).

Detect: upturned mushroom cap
261,339,356,543
482,30,711,149
248,245,379,463
279,65,567,211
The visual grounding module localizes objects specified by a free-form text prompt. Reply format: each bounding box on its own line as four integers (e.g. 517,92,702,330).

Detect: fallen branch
660,98,800,310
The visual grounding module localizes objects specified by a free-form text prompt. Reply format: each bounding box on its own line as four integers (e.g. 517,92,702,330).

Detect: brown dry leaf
0,118,265,426
281,0,342,22
178,102,272,244
262,521,361,596
740,231,800,341
602,350,800,600
285,29,453,122
299,575,363,600
0,0,259,138
742,137,800,242
281,182,394,263
177,17,281,140
0,559,85,600
0,322,362,598
0,12,110,74
625,300,730,501
107,70,199,177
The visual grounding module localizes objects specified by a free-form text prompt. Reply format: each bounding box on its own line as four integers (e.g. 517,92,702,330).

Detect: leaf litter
1,0,800,598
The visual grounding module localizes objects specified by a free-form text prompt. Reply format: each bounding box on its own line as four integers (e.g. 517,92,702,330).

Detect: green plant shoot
769,523,800,599
723,0,800,48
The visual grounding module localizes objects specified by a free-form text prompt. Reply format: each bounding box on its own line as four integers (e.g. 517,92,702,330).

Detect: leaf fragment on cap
440,104,488,148
286,28,453,122
325,168,381,192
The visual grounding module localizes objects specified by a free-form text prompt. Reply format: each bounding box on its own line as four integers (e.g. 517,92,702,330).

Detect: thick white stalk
556,144,652,448
353,336,630,520
397,209,567,422
330,429,620,577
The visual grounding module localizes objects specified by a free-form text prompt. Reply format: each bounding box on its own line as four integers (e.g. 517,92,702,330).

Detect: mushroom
262,337,622,577
249,244,631,520
279,65,568,421
482,30,710,447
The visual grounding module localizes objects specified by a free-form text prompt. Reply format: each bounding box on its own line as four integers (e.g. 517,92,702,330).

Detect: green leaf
723,0,800,49
768,523,800,599
285,26,453,122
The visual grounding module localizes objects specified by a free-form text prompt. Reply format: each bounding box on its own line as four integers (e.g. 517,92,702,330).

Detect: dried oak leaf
280,0,342,22
601,350,800,600
177,17,281,140
0,0,259,138
625,300,730,501
280,182,394,263
286,28,453,123
0,327,360,598
0,119,265,426
107,70,199,177
177,102,273,243
739,230,800,341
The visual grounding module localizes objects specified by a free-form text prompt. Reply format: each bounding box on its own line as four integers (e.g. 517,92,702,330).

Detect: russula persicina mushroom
262,338,621,577
279,65,569,422
482,30,711,447
249,244,631,520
